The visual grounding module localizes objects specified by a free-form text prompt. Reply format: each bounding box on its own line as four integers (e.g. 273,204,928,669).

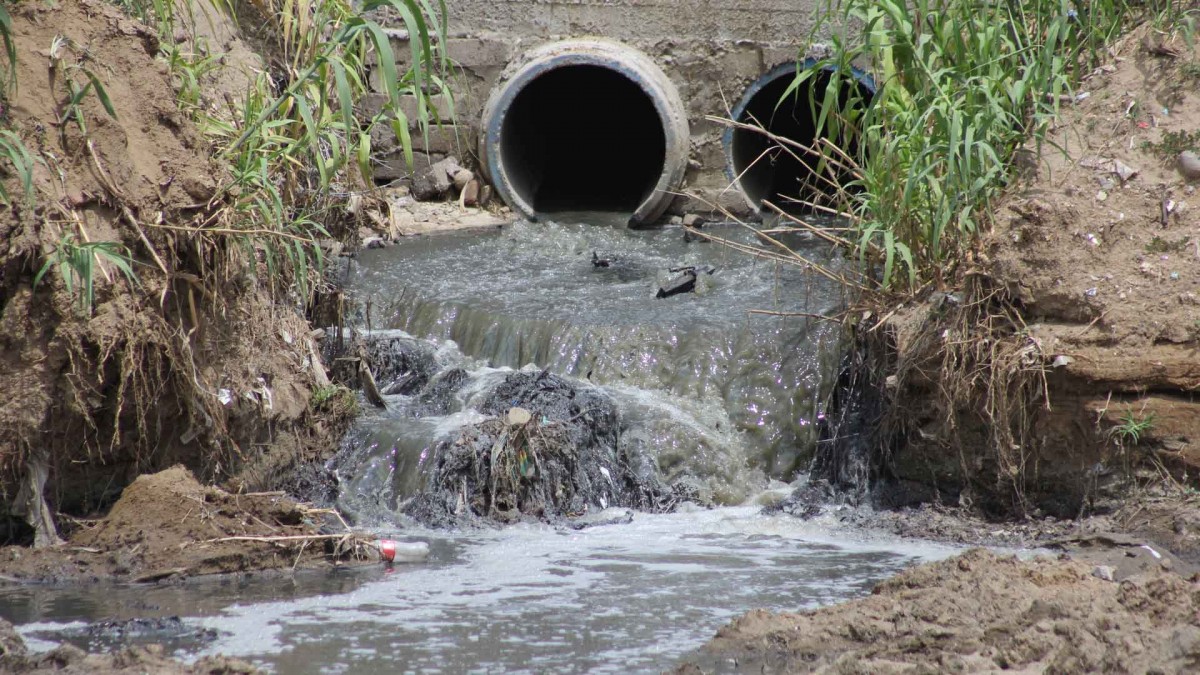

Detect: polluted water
4,214,964,673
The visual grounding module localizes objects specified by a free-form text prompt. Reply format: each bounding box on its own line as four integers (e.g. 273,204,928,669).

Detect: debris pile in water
403,370,677,526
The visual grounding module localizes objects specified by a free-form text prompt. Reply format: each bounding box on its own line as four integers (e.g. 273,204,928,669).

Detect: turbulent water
340,217,849,515
0,215,966,674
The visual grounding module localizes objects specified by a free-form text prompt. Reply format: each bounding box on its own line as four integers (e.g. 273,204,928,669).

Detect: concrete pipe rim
724,59,877,215
479,38,689,226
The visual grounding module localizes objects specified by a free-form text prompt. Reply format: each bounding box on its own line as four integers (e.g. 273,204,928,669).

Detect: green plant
310,384,358,415
1145,235,1189,254
128,0,450,305
1182,60,1200,79
791,0,1161,289
33,233,139,313
48,35,118,138
0,129,36,205
1113,409,1155,446
1141,129,1200,160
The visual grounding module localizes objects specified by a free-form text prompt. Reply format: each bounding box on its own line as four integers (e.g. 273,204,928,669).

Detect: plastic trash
377,539,430,563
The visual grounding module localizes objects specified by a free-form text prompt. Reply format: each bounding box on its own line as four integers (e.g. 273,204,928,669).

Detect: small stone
669,215,683,225
452,168,474,191
682,214,705,228
1092,565,1116,581
1179,150,1200,181
1097,190,1108,201
1051,355,1073,368
507,407,532,427
462,179,481,207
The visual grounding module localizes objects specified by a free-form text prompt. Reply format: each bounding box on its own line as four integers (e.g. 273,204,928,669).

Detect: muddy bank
0,0,352,548
0,617,258,674
839,23,1200,519
677,548,1200,674
0,466,381,583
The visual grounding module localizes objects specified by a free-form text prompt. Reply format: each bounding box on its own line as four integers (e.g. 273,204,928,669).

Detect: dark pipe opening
500,65,667,215
730,67,873,213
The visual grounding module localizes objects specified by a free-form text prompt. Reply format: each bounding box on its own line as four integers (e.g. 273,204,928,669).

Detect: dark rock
403,370,674,527
325,330,439,396
656,270,696,298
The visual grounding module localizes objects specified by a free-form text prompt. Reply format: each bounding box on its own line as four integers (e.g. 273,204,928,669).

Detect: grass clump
793,0,1180,290
33,234,139,314
125,0,450,304
1141,129,1200,160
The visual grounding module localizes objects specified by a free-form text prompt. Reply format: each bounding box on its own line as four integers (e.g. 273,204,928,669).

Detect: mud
678,548,1200,674
0,617,258,674
0,466,379,583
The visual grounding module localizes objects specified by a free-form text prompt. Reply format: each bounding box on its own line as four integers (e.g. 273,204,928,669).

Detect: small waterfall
332,218,851,525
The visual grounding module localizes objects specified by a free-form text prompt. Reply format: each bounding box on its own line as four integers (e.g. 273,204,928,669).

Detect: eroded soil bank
861,23,1200,518
676,548,1200,674
686,19,1200,674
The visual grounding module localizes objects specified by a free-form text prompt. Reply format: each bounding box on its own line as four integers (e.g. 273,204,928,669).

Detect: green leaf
83,69,118,119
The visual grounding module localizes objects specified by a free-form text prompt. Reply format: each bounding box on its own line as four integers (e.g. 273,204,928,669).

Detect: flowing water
3,216,966,672
5,507,959,673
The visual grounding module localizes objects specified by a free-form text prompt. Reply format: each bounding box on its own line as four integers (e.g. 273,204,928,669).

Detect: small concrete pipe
725,61,876,214
479,39,689,226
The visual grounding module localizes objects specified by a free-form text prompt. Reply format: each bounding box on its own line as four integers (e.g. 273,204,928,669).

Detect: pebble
453,168,475,191
1179,150,1200,181
1092,565,1116,581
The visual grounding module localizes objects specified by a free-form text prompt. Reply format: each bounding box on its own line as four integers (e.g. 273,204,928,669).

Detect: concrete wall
367,0,833,216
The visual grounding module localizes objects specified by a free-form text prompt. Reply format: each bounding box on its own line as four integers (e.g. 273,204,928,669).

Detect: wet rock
656,270,696,298
403,370,673,527
413,367,470,415
565,508,634,530
592,251,615,268
325,330,439,396
682,214,705,228
82,616,218,649
656,265,714,298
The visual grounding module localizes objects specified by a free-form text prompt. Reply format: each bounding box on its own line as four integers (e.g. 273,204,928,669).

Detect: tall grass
795,0,1179,289
130,0,450,301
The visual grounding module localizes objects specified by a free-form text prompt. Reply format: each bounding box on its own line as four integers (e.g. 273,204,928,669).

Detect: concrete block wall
366,0,832,217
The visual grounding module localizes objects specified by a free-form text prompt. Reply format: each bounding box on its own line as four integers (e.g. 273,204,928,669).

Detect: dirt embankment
0,0,351,549
677,548,1200,674
859,24,1200,521
1,466,381,583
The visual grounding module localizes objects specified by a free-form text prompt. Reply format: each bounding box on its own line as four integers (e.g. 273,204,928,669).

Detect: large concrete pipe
479,39,689,226
725,61,876,214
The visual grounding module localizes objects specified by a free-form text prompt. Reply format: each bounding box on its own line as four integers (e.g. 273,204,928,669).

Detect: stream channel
4,215,963,673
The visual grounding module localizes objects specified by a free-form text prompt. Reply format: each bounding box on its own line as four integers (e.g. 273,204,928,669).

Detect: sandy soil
677,548,1200,674
987,23,1200,471
0,466,380,583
